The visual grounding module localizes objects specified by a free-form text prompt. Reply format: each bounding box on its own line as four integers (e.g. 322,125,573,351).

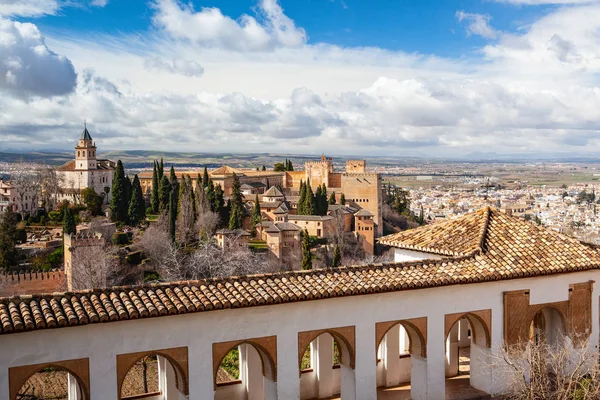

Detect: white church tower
75,123,98,171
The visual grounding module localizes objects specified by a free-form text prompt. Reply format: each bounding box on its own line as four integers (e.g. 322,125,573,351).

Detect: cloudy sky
1,0,600,157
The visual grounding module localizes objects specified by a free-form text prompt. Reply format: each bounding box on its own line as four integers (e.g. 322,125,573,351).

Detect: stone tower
75,123,97,171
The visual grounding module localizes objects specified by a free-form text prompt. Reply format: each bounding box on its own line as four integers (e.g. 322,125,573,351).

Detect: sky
1,0,600,157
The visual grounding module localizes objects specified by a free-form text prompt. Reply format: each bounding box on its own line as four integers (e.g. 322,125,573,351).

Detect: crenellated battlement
345,160,366,173
0,269,65,297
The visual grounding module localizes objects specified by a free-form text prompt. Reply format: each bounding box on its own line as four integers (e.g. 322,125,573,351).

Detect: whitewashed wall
1,269,599,400
394,249,444,263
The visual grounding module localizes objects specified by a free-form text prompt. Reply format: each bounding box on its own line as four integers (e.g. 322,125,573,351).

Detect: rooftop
2,207,600,336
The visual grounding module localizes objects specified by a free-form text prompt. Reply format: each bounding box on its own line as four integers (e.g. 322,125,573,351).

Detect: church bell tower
75,123,97,171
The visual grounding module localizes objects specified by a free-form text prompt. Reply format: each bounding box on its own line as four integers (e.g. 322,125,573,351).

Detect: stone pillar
340,364,357,400
426,315,446,399
189,339,215,400
157,356,167,394
410,356,428,400
445,323,459,378
354,322,375,400
383,325,401,387
67,373,81,400
276,333,300,400
316,334,334,398
458,319,470,348
89,350,118,399
241,344,265,400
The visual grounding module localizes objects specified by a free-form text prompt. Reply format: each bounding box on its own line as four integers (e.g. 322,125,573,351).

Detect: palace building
1,207,599,399
56,125,116,204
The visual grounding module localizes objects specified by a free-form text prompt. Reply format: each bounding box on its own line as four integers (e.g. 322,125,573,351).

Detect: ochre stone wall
503,281,593,347
0,270,65,297
341,173,383,235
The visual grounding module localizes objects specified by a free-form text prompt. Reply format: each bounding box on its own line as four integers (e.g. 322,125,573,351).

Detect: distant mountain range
1,149,600,167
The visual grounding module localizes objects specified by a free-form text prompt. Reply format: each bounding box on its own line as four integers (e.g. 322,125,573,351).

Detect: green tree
315,185,323,215
301,229,312,270
158,175,171,211
273,162,286,172
305,179,316,215
228,173,244,230
251,194,262,234
203,166,210,189
298,180,306,215
196,172,203,190
340,193,346,205
169,166,179,218
128,174,146,225
151,161,159,213
332,245,341,268
261,165,266,171
81,188,102,216
287,159,294,171
110,160,129,224
169,189,177,242
206,179,216,211
158,158,164,182
63,207,76,236
329,191,336,205
0,208,19,270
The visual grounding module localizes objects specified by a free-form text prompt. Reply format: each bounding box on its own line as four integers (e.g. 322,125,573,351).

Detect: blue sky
1,0,600,156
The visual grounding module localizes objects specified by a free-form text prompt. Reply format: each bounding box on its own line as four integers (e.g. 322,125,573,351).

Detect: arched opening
375,322,426,400
445,315,492,398
300,332,354,400
530,307,565,347
16,365,86,400
119,353,186,400
214,342,277,400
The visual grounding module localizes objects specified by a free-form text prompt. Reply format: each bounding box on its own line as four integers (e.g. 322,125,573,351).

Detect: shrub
111,232,129,245
126,251,142,265
48,211,61,222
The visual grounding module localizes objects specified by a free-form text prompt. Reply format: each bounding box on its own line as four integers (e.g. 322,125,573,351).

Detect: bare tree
70,236,119,290
194,183,219,240
11,166,41,218
39,164,63,211
494,337,600,400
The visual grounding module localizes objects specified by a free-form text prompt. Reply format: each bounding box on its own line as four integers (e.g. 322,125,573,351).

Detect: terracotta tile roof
3,207,600,336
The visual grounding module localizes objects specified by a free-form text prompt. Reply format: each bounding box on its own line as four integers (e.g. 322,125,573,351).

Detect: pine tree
158,175,171,211
251,194,262,234
228,173,244,230
0,208,19,270
329,191,336,205
169,189,177,242
151,161,159,213
203,166,210,189
301,229,312,270
298,180,306,215
110,160,129,224
63,207,76,236
332,245,341,268
340,193,346,205
128,174,146,225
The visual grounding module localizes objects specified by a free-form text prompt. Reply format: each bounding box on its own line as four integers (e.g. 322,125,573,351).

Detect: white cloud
151,0,307,51
0,16,76,96
90,0,109,7
0,0,59,17
456,11,498,39
144,57,204,77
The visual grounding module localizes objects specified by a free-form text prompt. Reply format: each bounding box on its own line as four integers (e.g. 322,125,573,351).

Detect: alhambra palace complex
3,131,600,400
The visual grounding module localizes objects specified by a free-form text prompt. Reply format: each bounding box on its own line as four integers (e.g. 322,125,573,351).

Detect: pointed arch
376,317,427,358
116,347,189,399
9,358,90,400
445,309,492,348
212,335,277,389
297,326,355,374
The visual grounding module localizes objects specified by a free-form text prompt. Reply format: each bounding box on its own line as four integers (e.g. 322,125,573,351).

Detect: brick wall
0,270,65,297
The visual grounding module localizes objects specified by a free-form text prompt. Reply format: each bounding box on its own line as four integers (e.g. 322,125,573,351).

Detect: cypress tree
151,161,159,213
329,191,336,205
288,160,293,171
214,184,225,215
305,179,315,215
340,193,346,205
298,180,306,215
315,185,323,215
228,173,244,230
63,207,76,236
124,175,132,212
251,194,262,234
169,165,177,184
196,173,203,191
158,175,171,211
158,158,164,181
332,245,341,268
206,180,216,212
169,189,176,242
320,184,328,214
261,165,266,171
110,160,128,224
203,166,209,189
0,208,19,270
301,229,312,270
128,174,145,225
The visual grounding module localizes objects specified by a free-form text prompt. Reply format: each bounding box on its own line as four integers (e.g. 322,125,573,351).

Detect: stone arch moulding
9,358,90,400
445,309,492,348
212,335,277,390
503,281,593,347
116,346,189,400
297,325,356,376
375,317,427,358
